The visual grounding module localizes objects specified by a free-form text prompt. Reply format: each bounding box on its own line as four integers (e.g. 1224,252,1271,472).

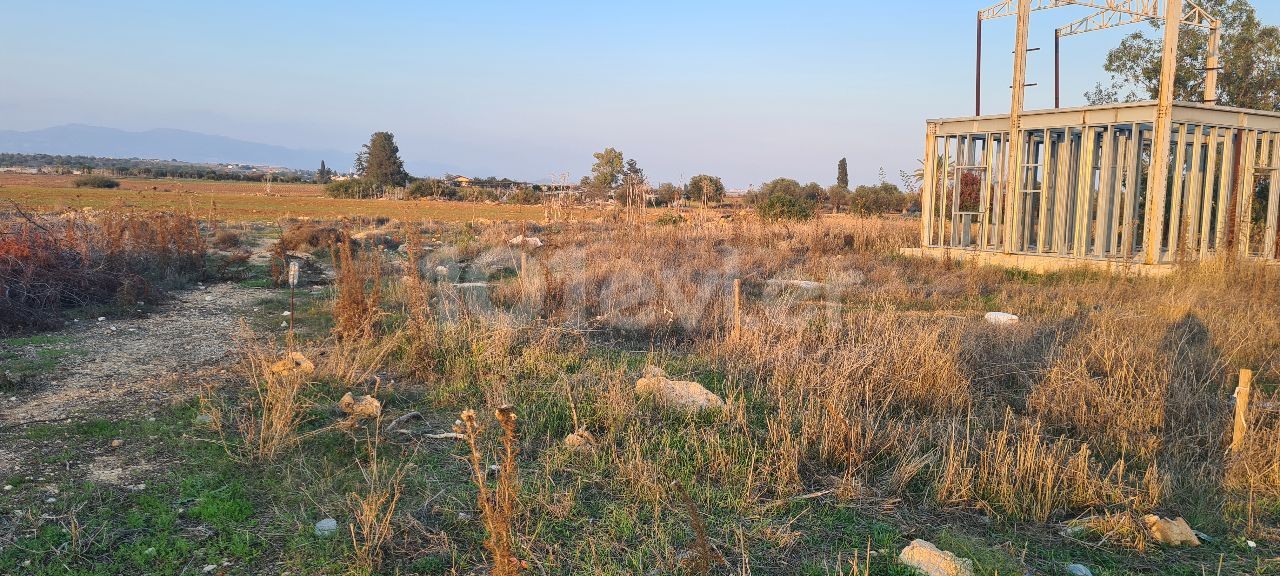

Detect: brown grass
230,339,314,461
0,173,575,222
176,211,1280,571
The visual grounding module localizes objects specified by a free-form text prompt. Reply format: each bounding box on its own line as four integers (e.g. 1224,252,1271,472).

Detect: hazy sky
4,1,1276,188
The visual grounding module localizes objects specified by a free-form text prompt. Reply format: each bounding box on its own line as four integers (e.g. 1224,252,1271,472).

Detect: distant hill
0,124,351,172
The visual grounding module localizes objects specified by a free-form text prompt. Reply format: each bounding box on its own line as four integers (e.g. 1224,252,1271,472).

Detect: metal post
976,12,984,116
1143,0,1184,265
1054,29,1062,109
1004,0,1032,252
1205,20,1221,105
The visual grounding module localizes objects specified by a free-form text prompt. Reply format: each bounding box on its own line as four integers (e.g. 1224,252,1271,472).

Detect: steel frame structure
913,1,1278,274
974,0,1221,114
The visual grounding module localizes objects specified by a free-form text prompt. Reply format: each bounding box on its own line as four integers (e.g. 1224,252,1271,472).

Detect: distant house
451,176,472,187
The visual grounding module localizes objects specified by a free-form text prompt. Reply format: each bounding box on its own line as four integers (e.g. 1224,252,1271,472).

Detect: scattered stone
268,352,315,378
202,564,217,573
434,265,449,277
1065,563,1093,576
144,547,156,556
110,439,124,448
508,235,544,249
280,321,288,328
194,414,215,426
984,311,1020,326
337,392,382,420
564,429,596,453
1248,540,1257,549
2,485,10,491
97,317,106,322
898,539,974,576
635,366,725,413
1142,514,1200,547
314,518,338,537
765,278,825,291
44,497,56,504
204,295,213,302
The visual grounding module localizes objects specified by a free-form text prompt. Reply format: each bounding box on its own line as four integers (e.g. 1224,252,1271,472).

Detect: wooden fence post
1231,368,1254,453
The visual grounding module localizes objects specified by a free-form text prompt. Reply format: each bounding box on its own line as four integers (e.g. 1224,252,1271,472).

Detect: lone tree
837,158,849,189
316,160,332,184
587,147,624,199
1086,0,1280,110
687,175,726,204
355,132,409,189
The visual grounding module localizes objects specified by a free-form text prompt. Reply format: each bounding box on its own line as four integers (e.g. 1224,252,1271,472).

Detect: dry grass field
2,197,1279,575
0,173,559,222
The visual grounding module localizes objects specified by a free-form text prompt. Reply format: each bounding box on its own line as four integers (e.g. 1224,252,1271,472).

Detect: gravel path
1,282,262,427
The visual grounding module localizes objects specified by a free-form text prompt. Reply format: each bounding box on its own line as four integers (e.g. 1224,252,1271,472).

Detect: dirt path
1,282,262,427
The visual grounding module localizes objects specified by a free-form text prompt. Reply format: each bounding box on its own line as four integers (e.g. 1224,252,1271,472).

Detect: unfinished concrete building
912,0,1280,273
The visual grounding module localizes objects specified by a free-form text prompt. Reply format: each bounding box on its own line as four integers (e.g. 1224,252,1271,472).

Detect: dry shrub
1227,400,1280,503
333,235,383,342
347,431,406,576
457,406,523,576
279,221,348,252
229,337,314,461
0,209,206,332
936,415,1164,522
212,229,241,249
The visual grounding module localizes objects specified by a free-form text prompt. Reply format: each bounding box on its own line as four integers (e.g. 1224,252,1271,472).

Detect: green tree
757,178,802,200
654,182,682,206
355,132,409,189
837,158,849,189
850,182,907,215
588,147,624,198
757,193,815,222
316,160,332,184
687,174,726,204
1087,0,1280,109
800,182,825,204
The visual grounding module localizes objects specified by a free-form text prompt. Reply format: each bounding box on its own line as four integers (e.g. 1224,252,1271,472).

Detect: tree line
0,153,312,182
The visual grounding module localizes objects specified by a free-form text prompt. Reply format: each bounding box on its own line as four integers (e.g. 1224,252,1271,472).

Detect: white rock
435,265,449,277
97,317,106,322
281,311,292,316
508,235,544,249
1065,564,1093,576
984,311,1020,326
204,295,213,301
635,367,725,413
280,321,288,328
766,278,825,290
44,497,56,504
314,517,338,537
898,539,974,576
202,564,217,573
2,485,11,491
1248,540,1257,548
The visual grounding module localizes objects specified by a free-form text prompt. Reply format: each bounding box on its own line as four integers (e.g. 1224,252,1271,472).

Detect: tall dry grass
0,209,207,332
224,212,1280,570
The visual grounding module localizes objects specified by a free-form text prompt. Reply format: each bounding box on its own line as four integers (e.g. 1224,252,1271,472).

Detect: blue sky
3,1,1276,188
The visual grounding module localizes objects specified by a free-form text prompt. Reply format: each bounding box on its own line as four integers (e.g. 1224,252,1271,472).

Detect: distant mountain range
0,124,351,172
